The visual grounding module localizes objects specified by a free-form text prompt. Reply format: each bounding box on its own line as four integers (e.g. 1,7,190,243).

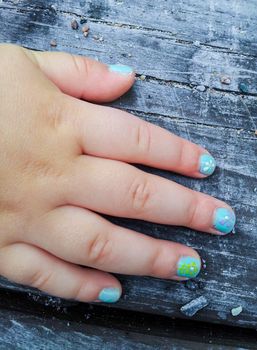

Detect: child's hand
0,44,235,303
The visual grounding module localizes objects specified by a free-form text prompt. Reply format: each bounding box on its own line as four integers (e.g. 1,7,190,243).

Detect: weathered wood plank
0,310,196,349
0,306,249,350
0,288,256,349
0,0,257,330
3,0,257,57
1,2,257,95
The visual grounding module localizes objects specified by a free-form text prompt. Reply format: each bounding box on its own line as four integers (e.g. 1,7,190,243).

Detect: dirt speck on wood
80,17,87,24
50,39,57,47
220,75,231,85
71,19,79,30
82,24,90,33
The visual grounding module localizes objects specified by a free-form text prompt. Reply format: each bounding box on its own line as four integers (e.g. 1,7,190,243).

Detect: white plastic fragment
231,306,243,317
180,296,209,317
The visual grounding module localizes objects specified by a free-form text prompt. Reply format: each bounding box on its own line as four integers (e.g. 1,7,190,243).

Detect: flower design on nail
199,154,216,176
177,257,201,278
219,214,234,229
179,261,198,277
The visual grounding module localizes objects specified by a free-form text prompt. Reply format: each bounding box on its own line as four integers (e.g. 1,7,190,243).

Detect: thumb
29,50,135,103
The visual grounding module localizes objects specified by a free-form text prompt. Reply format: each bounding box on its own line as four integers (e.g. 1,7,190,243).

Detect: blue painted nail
98,287,121,303
108,64,134,75
199,154,216,176
177,256,201,278
213,208,236,234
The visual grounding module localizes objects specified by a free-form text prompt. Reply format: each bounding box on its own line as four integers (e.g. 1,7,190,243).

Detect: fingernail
108,64,134,75
98,287,121,303
199,154,216,176
177,256,201,278
213,208,236,234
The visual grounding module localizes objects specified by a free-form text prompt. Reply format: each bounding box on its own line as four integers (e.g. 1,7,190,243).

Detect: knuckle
149,244,177,278
69,53,89,81
86,232,113,266
129,176,153,213
28,269,53,290
149,246,162,276
176,139,186,168
186,194,198,227
72,282,88,301
135,122,152,156
44,93,67,132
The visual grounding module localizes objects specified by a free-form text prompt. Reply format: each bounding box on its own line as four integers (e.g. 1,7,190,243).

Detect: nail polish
199,154,216,176
213,208,236,234
98,287,121,303
177,256,201,278
108,64,134,75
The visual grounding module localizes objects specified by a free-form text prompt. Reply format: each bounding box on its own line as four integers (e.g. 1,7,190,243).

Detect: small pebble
185,280,198,291
231,306,243,317
93,35,103,42
255,130,257,136
140,74,146,81
80,17,87,24
50,4,57,13
198,281,205,289
196,85,206,92
185,279,205,291
180,296,209,317
83,31,89,38
71,19,79,30
50,39,57,47
238,82,249,93
82,24,89,33
220,75,231,85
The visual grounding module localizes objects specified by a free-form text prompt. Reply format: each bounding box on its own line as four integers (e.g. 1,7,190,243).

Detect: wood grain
0,0,257,330
0,306,248,350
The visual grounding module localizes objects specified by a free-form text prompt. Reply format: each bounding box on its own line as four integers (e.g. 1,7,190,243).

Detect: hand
0,44,235,303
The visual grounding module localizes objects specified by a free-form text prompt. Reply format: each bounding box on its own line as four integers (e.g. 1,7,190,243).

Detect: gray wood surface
0,307,247,350
0,0,257,331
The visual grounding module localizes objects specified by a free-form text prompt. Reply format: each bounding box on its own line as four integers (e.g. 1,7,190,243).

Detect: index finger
65,97,216,178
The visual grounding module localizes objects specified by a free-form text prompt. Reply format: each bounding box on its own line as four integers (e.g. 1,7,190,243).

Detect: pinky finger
0,243,122,303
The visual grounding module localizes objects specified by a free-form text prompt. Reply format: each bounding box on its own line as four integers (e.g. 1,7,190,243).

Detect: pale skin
0,44,235,302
